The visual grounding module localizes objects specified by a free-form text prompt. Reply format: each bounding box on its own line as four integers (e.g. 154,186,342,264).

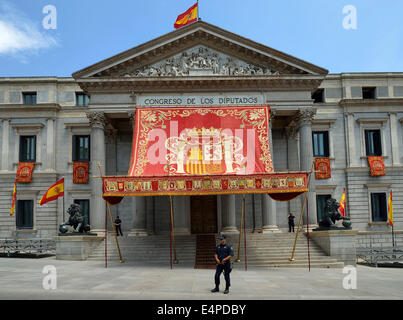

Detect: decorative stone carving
105,129,118,144
269,108,277,125
285,123,299,140
294,108,317,127
128,110,136,129
86,112,108,129
122,46,280,77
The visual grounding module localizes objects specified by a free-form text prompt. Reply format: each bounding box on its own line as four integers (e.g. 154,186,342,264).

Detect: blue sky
0,0,402,77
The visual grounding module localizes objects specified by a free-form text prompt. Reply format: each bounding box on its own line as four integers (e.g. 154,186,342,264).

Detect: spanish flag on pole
38,178,64,206
174,2,198,29
339,188,346,217
388,190,393,226
10,180,17,216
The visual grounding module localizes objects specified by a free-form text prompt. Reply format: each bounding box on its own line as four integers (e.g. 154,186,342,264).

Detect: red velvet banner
314,157,331,179
128,105,274,178
73,162,89,184
368,156,385,176
15,162,35,183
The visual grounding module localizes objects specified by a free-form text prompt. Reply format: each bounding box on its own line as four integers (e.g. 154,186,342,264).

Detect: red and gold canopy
102,105,309,201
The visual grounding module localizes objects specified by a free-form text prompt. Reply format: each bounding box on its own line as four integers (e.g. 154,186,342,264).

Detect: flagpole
62,176,65,223
197,0,200,20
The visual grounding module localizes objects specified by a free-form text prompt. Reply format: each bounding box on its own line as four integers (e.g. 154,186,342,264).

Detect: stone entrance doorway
190,195,217,234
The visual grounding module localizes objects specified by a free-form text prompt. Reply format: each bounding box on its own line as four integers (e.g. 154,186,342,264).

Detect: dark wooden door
190,196,217,234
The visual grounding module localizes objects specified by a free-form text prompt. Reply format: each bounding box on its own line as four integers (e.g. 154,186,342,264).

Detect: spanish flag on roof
174,2,198,29
38,178,64,206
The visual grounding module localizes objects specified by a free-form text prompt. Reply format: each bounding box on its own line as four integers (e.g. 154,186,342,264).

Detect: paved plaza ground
0,257,402,300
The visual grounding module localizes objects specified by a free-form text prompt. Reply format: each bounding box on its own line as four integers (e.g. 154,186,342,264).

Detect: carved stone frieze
121,46,280,77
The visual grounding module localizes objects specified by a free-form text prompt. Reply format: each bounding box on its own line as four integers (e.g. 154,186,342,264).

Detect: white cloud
0,2,58,55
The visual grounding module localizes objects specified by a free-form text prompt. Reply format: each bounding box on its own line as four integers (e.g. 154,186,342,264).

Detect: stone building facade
0,21,402,245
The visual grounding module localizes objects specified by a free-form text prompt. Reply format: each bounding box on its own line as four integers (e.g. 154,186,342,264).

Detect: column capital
128,110,136,129
86,111,108,129
285,122,299,140
105,128,118,144
294,108,317,127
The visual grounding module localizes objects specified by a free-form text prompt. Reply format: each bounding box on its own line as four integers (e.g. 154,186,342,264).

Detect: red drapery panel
368,156,385,176
268,192,304,202
314,157,331,179
128,105,274,177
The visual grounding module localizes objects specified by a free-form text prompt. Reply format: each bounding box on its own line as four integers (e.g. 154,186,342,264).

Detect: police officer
211,234,233,294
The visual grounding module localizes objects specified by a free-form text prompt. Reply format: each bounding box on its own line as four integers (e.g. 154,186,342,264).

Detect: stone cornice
0,103,61,112
76,75,325,93
340,98,403,107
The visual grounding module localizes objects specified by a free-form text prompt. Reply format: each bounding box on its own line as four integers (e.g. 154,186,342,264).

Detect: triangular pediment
73,21,328,79
121,45,280,77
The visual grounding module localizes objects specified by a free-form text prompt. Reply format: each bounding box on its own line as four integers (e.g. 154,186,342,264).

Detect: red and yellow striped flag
10,180,17,216
339,188,346,217
38,178,64,206
388,190,393,226
174,2,198,29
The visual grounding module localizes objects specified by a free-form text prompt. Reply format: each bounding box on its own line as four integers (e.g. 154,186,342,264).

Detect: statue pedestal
56,235,104,261
308,229,358,266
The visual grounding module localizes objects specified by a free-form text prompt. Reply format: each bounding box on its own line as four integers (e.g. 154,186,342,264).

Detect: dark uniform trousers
215,262,231,289
214,243,234,289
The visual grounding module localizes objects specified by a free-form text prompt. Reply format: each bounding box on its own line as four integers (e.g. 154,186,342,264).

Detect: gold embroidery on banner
132,107,274,176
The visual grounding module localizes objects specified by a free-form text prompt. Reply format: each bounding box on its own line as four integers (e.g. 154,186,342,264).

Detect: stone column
295,108,318,229
129,197,148,236
86,112,108,236
173,196,191,235
261,109,280,233
285,123,301,216
389,112,400,166
346,112,358,167
46,118,55,172
1,119,10,171
221,194,238,234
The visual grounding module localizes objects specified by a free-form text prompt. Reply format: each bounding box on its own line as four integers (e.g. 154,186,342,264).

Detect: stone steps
88,233,344,268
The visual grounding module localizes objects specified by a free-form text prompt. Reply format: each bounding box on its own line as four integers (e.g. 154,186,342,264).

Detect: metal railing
0,238,56,257
356,247,403,267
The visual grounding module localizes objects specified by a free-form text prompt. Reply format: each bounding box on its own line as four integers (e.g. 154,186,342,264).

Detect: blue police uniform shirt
215,243,234,261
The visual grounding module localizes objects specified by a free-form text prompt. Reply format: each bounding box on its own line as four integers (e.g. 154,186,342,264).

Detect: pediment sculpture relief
122,46,280,77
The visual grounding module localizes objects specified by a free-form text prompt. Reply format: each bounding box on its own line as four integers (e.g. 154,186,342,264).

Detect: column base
303,225,319,233
262,225,282,233
128,229,149,237
91,229,107,237
220,226,239,234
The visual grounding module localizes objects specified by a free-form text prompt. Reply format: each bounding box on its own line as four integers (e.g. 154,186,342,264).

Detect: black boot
224,288,229,294
211,287,219,293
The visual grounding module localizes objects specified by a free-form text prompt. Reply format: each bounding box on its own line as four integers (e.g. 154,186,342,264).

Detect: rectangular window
16,200,34,229
362,87,376,99
19,136,36,162
365,129,382,156
316,194,331,223
312,89,324,103
72,135,90,161
23,92,37,104
74,199,90,225
76,93,89,106
371,193,387,222
312,131,330,157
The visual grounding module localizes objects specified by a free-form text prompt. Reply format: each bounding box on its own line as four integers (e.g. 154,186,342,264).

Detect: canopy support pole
97,163,124,263
236,194,246,263
289,160,314,262
169,195,179,264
